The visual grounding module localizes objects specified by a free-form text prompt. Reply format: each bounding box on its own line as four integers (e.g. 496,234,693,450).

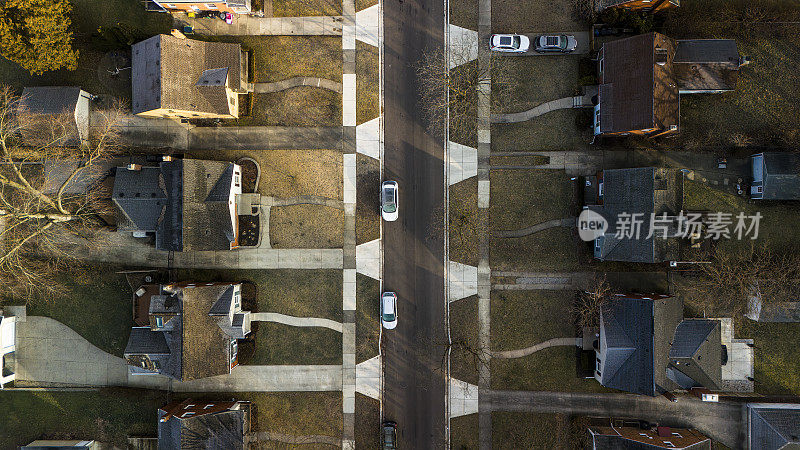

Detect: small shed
19,86,93,147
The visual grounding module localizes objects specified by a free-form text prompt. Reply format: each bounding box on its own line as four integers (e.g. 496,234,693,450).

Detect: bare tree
0,87,123,298
676,244,800,319
573,274,612,329
416,36,513,141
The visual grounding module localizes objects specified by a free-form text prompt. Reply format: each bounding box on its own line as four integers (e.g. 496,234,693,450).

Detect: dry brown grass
269,204,344,248
356,41,379,125
241,89,342,127
271,0,342,16
356,0,378,11
356,154,380,245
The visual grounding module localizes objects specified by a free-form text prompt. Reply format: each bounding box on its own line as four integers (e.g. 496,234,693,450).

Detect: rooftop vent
655,47,668,66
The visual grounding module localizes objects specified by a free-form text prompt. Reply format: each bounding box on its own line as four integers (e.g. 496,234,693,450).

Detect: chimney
127,163,142,171
170,29,187,40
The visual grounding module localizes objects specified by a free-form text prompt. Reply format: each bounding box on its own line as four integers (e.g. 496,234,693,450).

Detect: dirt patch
270,204,344,248
237,158,259,193
356,154,380,245
238,215,260,247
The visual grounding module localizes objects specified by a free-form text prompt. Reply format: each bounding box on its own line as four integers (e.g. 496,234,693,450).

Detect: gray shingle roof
125,327,170,355
760,152,800,200
20,86,82,114
749,406,800,450
112,166,168,233
674,39,739,64
132,34,243,116
158,408,245,450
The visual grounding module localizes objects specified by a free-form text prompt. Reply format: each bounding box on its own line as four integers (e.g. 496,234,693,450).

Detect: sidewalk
175,15,344,36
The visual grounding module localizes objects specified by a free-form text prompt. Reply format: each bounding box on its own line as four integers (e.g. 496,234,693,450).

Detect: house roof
131,34,243,115
749,406,800,450
667,319,722,390
112,159,237,251
592,434,711,449
598,295,683,396
674,39,739,64
600,32,679,134
761,152,800,200
674,40,741,92
20,87,82,114
158,408,245,450
125,327,170,355
181,284,235,380
589,168,682,263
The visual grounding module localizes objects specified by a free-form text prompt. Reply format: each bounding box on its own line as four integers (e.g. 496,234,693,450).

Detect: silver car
381,292,398,330
381,181,398,222
534,35,577,53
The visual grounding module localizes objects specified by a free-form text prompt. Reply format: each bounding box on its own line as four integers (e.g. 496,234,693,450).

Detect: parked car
489,34,530,53
382,421,398,449
534,35,577,53
381,181,399,222
381,292,398,330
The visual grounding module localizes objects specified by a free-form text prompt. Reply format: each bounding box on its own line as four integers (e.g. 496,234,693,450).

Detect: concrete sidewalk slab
355,355,380,400
450,377,479,418
449,261,478,302
448,141,478,185
251,312,343,333
173,365,343,392
355,4,380,47
449,24,479,69
175,15,344,36
356,239,380,280
356,118,380,159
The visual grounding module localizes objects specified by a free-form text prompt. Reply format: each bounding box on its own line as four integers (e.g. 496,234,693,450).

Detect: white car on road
381,181,399,222
381,292,398,330
489,34,530,53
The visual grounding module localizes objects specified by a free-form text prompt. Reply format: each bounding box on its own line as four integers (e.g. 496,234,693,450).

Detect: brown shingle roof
600,32,678,134
181,284,233,381
132,34,243,115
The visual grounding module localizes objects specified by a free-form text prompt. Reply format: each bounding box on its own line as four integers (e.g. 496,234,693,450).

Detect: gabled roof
599,32,679,134
132,34,243,116
667,319,722,390
760,152,800,200
158,408,245,450
182,159,236,251
749,405,800,450
209,285,235,316
181,284,237,380
20,87,82,114
125,327,170,355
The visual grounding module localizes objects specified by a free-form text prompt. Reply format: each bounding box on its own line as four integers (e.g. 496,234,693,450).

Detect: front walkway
175,15,344,36
491,337,579,359
252,77,343,94
490,94,592,124
251,312,344,333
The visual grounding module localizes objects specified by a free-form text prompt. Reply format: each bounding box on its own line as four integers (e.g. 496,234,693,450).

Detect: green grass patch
490,169,575,231
738,320,800,396
357,274,380,364
357,154,381,245
451,414,479,450
176,269,343,321
450,295,480,385
271,0,342,16
491,110,592,152
22,266,133,357
355,393,381,449
249,322,342,365
0,388,166,449
357,41,379,125
682,178,800,254
492,412,589,449
490,227,580,272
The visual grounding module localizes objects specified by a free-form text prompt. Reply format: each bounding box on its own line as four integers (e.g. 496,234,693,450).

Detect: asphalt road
382,0,446,446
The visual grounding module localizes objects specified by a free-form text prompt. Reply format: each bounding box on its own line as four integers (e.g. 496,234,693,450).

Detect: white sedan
381,292,398,330
381,181,399,222
489,34,530,53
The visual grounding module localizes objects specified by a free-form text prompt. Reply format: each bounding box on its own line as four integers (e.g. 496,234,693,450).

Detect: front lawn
490,227,581,272
240,89,342,127
491,109,593,152
270,204,344,249
176,269,343,321
0,388,166,449
249,322,342,365
738,320,800,396
489,169,576,231
492,412,589,449
492,57,580,115
271,0,342,16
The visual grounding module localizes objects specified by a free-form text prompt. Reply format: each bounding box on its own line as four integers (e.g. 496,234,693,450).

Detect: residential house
0,308,17,388
125,282,251,381
20,441,99,449
747,403,800,450
597,0,678,13
587,418,711,449
146,0,251,14
132,34,250,120
18,86,93,146
112,157,242,251
750,152,800,200
158,399,251,449
593,294,724,396
584,167,683,263
595,32,746,137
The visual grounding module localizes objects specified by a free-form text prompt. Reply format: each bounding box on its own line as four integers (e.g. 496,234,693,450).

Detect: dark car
382,421,397,449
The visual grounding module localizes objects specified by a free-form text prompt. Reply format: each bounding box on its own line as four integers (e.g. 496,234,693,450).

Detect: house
596,0,678,13
112,157,242,251
587,418,711,449
18,86,93,146
750,152,800,200
125,282,251,381
132,34,250,120
146,0,251,14
748,403,800,450
158,399,251,449
20,441,99,449
0,308,17,388
593,294,724,396
594,32,745,137
584,167,683,263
